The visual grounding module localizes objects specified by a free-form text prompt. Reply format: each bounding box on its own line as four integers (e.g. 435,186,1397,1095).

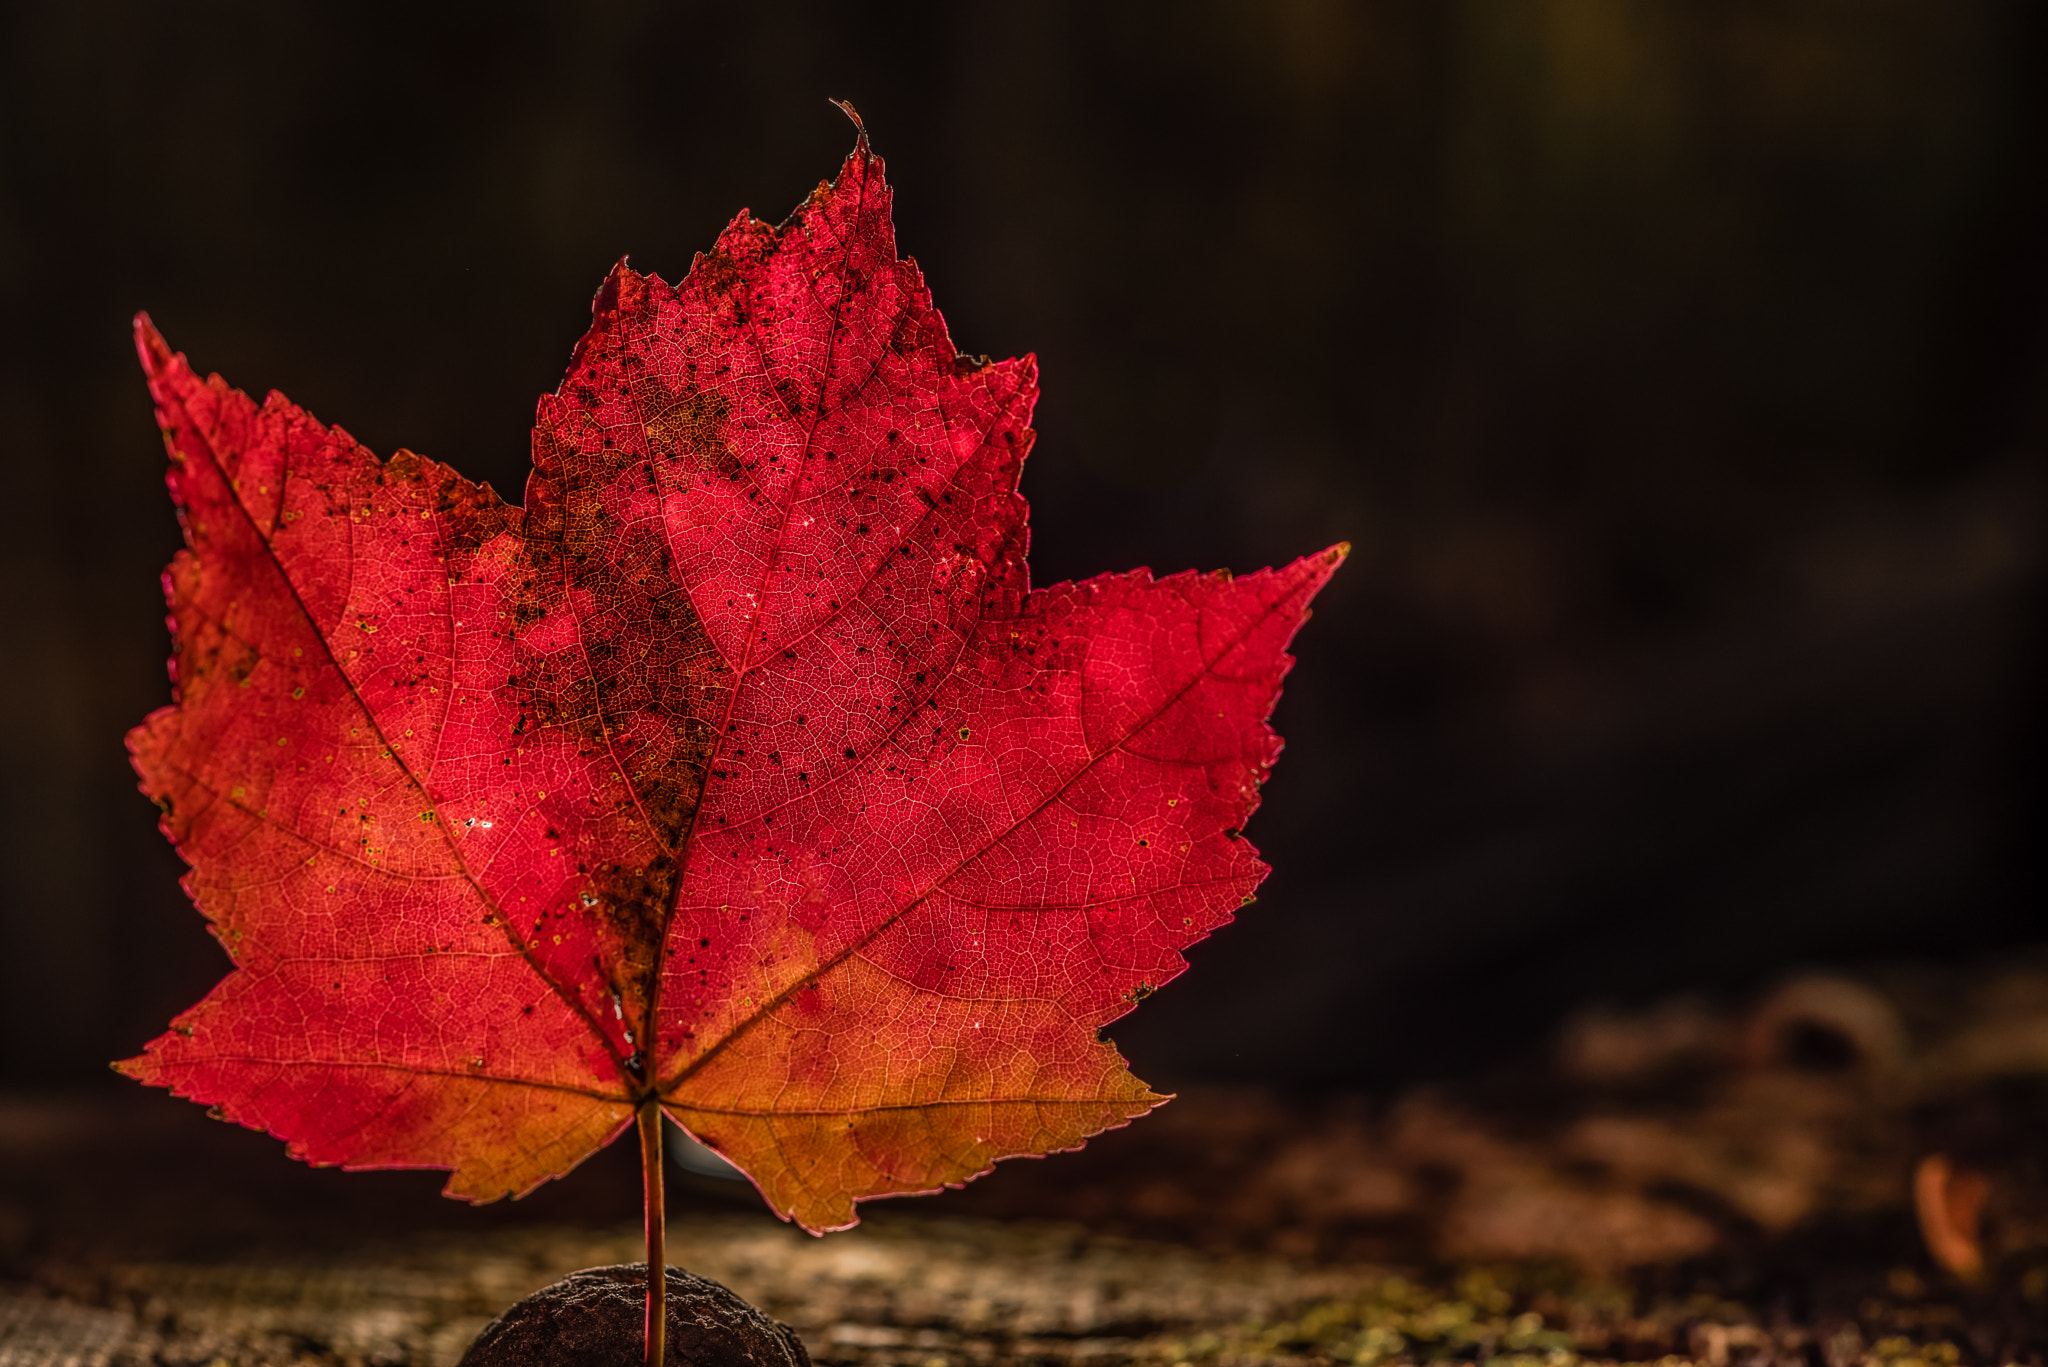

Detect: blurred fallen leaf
1914,1152,1989,1280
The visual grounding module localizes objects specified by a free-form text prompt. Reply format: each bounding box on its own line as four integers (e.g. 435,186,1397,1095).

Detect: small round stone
460,1263,811,1367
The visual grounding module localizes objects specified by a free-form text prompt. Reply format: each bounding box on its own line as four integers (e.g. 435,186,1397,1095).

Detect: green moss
1154,1265,1974,1367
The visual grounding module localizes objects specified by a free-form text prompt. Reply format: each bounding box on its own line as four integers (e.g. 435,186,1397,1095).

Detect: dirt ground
3,963,2046,1367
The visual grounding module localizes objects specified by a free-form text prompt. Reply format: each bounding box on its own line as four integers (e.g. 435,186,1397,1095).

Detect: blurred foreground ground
4,955,2047,1367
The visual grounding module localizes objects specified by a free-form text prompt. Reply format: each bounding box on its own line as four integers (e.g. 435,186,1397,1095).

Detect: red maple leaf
122,121,1341,1260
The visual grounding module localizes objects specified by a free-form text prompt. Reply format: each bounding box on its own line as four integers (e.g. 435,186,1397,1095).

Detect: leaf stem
640,1097,666,1365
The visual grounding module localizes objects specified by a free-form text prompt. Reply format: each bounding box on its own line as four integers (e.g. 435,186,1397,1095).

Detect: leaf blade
123,135,1343,1228
123,322,636,1200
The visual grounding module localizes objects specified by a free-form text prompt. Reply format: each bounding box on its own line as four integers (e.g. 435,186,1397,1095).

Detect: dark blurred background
0,0,2042,1096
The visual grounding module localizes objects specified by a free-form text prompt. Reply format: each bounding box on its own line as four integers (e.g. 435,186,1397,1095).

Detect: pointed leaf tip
133,312,173,376
830,97,868,145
